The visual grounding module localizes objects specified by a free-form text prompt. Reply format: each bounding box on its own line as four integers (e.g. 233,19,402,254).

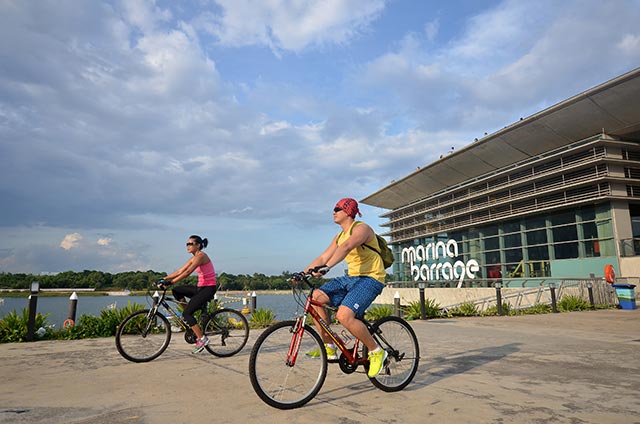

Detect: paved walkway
1,309,639,423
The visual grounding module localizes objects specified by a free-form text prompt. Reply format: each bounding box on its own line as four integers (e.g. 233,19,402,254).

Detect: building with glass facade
362,68,640,287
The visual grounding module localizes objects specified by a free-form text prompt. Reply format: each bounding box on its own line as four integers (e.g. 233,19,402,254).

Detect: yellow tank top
336,221,386,284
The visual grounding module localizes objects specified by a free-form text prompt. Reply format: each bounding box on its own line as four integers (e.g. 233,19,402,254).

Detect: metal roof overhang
362,67,640,210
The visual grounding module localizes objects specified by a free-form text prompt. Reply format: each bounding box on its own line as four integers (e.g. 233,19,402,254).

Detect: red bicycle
248,272,420,409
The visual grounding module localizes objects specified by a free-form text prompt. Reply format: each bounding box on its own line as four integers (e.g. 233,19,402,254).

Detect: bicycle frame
287,285,369,368
147,288,210,333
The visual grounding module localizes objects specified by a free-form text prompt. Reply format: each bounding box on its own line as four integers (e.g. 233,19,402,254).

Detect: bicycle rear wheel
203,308,249,357
249,320,327,409
115,309,171,363
366,316,419,391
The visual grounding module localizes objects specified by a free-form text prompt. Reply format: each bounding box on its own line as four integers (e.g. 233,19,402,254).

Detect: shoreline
0,289,293,298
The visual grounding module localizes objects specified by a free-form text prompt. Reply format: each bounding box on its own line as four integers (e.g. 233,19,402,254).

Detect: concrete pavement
1,309,639,423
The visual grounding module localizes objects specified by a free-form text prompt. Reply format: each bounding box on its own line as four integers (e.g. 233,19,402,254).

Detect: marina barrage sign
401,239,479,288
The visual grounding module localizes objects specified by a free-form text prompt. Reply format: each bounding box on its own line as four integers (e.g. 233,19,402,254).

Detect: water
0,292,301,328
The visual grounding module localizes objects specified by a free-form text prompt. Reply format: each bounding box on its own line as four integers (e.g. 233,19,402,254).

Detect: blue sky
1,0,639,278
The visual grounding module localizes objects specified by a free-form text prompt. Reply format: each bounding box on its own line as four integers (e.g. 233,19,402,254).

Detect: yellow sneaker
367,348,388,378
306,344,338,360
325,345,338,360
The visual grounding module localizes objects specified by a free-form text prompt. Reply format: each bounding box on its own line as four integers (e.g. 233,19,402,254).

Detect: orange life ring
63,319,75,328
604,264,616,284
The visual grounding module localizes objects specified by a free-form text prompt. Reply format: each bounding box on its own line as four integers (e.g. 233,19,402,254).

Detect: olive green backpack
338,223,394,269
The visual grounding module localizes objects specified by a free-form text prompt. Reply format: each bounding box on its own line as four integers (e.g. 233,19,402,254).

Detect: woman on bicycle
304,198,387,377
160,235,217,353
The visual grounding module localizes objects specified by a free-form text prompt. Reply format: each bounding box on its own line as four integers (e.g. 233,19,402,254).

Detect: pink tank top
196,260,216,287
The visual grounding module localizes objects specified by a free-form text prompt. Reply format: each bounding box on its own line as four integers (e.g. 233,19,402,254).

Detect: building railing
385,277,625,312
383,138,608,222
388,171,609,234
386,186,611,242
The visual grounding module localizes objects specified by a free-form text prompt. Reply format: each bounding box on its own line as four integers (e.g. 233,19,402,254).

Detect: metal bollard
66,292,78,326
495,282,503,316
251,291,257,313
549,283,558,313
394,291,401,317
586,282,595,309
26,281,40,342
419,283,426,320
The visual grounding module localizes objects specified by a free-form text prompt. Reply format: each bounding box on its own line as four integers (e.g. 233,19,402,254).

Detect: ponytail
189,235,208,250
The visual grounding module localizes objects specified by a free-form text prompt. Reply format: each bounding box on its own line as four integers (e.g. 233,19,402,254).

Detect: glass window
597,220,613,239
582,222,598,239
584,240,601,257
525,215,546,230
527,229,547,245
502,220,520,234
504,233,521,248
580,206,595,221
553,225,578,243
481,225,498,237
528,245,549,261
599,239,615,256
484,250,500,265
504,248,523,263
550,211,575,226
555,242,579,259
484,236,499,250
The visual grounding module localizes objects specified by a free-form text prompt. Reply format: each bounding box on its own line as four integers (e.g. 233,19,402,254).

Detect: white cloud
60,233,83,250
618,34,640,55
97,237,112,246
260,120,291,135
1,0,638,276
204,0,386,53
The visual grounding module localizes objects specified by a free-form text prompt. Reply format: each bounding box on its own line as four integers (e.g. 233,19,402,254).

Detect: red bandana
335,198,361,218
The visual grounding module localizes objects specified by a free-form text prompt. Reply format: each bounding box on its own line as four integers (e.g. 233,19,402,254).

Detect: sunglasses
333,207,343,213
186,242,197,246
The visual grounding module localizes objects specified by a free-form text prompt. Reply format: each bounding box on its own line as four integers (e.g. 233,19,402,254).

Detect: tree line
0,270,302,291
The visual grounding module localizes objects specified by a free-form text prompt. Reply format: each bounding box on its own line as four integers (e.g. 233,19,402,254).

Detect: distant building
362,68,640,286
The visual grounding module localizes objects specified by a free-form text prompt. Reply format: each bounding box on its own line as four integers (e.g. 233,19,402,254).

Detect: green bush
365,304,394,321
446,302,479,317
0,302,146,343
558,295,591,312
249,307,276,329
0,309,50,343
402,298,442,319
515,304,552,315
481,302,513,316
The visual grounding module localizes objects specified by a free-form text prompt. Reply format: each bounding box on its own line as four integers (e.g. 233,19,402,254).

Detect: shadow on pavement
413,342,522,388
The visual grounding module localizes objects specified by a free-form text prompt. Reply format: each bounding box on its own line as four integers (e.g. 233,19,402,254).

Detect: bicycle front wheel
204,308,249,357
115,309,171,363
366,316,420,392
249,320,327,409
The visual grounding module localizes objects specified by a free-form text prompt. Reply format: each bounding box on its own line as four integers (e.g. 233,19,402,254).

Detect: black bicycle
115,284,249,362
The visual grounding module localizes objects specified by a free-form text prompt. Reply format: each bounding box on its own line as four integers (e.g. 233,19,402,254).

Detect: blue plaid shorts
318,276,384,318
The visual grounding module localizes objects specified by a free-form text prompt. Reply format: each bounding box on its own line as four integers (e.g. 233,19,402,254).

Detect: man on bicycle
304,197,387,377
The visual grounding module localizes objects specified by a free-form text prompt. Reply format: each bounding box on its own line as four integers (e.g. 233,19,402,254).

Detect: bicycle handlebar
155,279,173,290
290,272,316,289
